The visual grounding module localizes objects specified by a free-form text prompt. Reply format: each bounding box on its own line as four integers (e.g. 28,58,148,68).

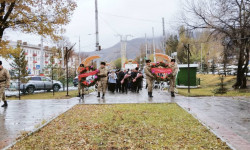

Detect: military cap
171,59,176,62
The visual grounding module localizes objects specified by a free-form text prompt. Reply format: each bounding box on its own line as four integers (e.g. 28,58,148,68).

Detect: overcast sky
5,0,181,52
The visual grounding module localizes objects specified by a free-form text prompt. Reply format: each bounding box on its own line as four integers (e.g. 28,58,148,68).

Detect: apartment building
9,40,78,76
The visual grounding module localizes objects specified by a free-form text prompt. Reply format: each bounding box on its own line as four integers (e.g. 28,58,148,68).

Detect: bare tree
182,0,250,89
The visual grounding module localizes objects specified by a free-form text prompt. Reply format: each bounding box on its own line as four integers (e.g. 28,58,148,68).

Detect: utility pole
95,0,99,51
152,27,156,63
145,34,148,59
200,43,203,73
95,0,101,68
65,47,69,96
162,17,166,54
79,36,81,66
184,44,191,93
40,36,44,75
40,0,44,75
65,44,76,96
117,34,132,69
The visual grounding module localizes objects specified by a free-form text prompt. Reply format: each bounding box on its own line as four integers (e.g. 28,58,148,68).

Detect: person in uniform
169,59,178,97
0,61,10,107
97,62,108,98
77,64,85,98
144,59,155,97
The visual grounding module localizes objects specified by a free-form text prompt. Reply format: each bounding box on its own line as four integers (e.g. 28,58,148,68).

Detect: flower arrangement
78,66,99,87
150,61,173,81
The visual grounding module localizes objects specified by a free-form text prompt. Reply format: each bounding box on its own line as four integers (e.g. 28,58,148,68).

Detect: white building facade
8,40,78,76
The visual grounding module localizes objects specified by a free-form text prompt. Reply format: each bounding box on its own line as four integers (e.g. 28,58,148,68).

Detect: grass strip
10,104,230,149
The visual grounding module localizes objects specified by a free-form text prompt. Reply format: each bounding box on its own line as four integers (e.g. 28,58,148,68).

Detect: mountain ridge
81,37,165,62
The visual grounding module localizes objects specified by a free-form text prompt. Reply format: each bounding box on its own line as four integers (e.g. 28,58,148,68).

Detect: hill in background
81,37,165,62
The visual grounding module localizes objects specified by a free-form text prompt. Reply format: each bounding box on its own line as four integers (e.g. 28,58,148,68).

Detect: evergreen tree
10,44,29,83
177,26,190,64
165,35,179,56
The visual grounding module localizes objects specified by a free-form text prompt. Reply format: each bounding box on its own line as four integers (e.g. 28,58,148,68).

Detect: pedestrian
0,61,10,107
116,69,124,93
108,70,117,93
144,59,155,97
169,59,178,97
135,69,143,93
121,71,130,94
131,68,138,92
97,62,108,98
77,64,85,98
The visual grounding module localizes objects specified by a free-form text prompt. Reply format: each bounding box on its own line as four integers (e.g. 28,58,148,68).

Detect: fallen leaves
10,104,230,149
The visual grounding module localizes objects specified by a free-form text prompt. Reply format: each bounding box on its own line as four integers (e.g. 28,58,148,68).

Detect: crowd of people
77,59,178,99
107,67,144,94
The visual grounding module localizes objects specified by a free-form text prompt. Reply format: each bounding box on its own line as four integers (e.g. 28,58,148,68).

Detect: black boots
148,92,153,97
97,92,100,97
77,93,81,97
97,92,105,98
1,101,8,107
81,94,84,99
171,92,175,97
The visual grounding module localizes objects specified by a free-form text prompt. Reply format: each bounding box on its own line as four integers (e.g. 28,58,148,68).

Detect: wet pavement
0,88,250,150
0,99,78,149
176,97,250,150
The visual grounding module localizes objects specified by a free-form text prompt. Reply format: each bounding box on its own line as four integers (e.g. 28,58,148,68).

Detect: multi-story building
8,40,78,76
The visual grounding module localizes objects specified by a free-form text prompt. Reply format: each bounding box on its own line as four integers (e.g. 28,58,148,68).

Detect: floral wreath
78,66,99,87
150,61,173,82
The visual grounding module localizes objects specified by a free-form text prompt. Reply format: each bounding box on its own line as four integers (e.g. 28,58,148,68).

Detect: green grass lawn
178,74,250,97
7,90,79,100
10,104,230,149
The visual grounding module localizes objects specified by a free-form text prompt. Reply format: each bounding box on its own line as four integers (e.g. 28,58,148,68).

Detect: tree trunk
0,28,5,43
233,44,247,89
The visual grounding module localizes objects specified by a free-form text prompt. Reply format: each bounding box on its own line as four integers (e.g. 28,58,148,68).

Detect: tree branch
3,2,15,23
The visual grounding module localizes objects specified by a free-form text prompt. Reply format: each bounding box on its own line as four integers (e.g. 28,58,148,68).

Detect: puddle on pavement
242,118,250,122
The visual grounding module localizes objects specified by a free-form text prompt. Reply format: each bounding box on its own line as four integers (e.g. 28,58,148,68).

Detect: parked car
17,76,63,94
73,76,78,87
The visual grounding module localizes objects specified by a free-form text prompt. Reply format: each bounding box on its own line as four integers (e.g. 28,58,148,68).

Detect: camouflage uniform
144,65,155,96
97,67,108,95
0,67,10,106
78,80,84,98
169,63,178,93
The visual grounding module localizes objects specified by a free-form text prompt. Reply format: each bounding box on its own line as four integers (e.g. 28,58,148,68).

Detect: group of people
77,58,178,99
144,59,178,97
92,62,144,99
0,58,178,108
107,67,143,94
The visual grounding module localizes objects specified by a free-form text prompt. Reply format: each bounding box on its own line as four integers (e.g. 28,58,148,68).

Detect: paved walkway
0,89,250,150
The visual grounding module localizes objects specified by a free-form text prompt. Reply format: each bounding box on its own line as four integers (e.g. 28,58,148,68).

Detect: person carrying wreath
97,62,108,98
169,59,178,97
77,64,85,98
144,59,155,97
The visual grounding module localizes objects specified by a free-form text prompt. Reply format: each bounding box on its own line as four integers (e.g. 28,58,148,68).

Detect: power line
99,15,120,35
100,12,162,24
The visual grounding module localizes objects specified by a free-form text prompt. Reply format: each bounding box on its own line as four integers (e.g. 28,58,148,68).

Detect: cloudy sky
5,0,182,52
